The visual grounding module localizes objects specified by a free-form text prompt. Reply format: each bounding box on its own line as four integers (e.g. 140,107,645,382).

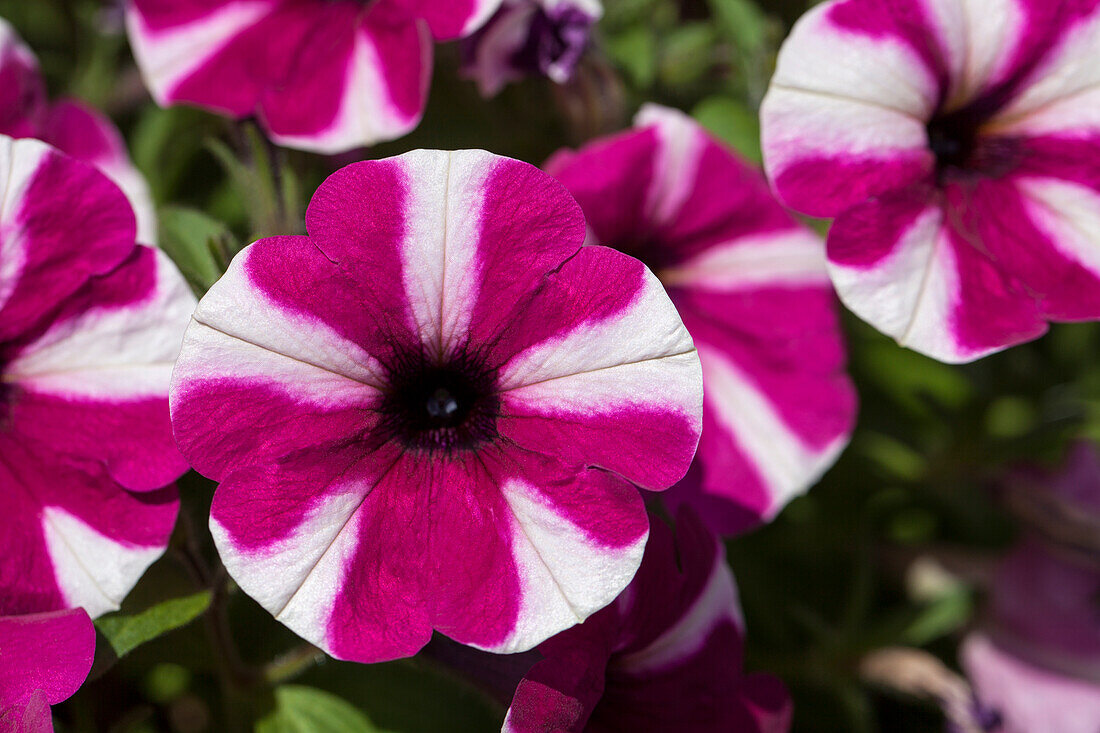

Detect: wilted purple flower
461,0,602,97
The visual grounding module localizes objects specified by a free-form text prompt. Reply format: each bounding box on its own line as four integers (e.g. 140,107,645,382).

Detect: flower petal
39,100,157,245
827,186,1046,362
498,248,701,490
9,247,194,492
0,608,95,709
0,438,177,618
0,137,135,343
418,0,504,40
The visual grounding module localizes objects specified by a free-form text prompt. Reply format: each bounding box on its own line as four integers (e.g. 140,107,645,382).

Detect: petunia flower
460,0,602,97
0,608,96,732
503,508,792,733
961,541,1100,733
125,0,505,154
545,104,855,535
0,135,194,618
169,149,703,664
761,0,1100,363
0,18,157,244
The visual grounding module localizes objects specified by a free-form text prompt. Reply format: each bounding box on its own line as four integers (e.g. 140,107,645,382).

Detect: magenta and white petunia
170,149,703,664
762,0,1100,363
0,609,96,732
125,0,504,153
0,135,194,619
545,104,855,534
460,0,603,97
0,18,157,244
503,508,792,733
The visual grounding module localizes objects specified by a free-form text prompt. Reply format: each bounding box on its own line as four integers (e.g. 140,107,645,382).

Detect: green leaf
692,96,762,163
606,26,658,88
902,589,973,646
707,0,768,55
158,206,239,293
95,590,212,659
257,686,386,733
658,22,717,88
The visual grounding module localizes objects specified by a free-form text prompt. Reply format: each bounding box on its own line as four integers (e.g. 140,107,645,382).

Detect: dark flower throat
378,348,500,455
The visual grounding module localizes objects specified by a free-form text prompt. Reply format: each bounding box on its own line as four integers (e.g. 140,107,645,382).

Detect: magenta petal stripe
0,609,95,712
176,149,703,664
0,138,135,343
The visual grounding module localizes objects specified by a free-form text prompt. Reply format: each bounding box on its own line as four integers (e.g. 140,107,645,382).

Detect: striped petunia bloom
546,104,855,535
125,0,504,153
0,609,95,731
762,0,1100,363
503,509,791,733
169,150,703,664
0,18,156,244
0,136,194,619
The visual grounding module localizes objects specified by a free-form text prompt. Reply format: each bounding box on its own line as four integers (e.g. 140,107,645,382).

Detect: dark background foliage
4,1,1095,730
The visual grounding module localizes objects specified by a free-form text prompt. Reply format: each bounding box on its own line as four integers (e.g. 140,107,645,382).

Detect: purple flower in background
0,136,193,618
0,609,96,732
761,0,1100,362
461,0,602,97
546,104,855,535
962,541,1100,733
125,0,504,153
0,19,156,243
169,150,703,664
503,508,792,733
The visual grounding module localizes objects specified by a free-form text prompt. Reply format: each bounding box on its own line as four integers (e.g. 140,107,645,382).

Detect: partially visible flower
761,0,1100,362
0,18,157,244
125,0,504,153
0,608,96,732
170,150,702,664
503,508,791,733
546,104,855,534
962,541,1100,733
460,0,602,97
0,136,193,618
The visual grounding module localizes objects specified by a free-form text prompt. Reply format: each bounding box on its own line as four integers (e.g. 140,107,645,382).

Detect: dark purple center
926,104,1023,184
378,347,500,454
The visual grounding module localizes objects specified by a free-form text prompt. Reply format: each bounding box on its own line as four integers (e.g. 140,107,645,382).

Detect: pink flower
460,0,602,97
0,19,157,244
125,0,505,153
761,0,1100,362
545,104,855,534
962,541,1100,733
503,509,791,733
0,136,193,618
0,609,96,732
169,150,703,664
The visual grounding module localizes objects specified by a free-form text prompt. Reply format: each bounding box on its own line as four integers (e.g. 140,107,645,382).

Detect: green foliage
95,591,212,659
158,206,239,294
257,686,386,733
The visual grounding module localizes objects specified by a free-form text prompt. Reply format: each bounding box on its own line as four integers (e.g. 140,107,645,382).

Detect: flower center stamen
379,349,499,455
926,105,1022,184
